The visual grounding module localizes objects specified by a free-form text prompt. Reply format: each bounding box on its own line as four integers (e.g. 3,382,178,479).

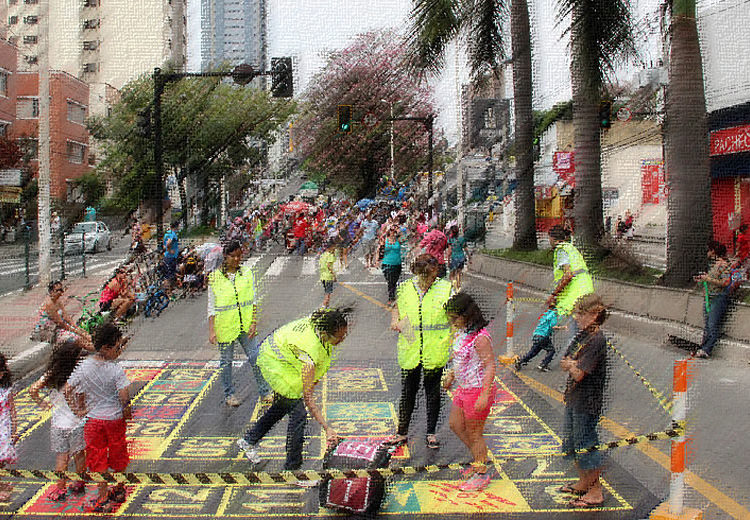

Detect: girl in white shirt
29,338,88,501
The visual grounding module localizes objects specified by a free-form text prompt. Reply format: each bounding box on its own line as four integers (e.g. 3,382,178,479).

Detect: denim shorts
449,257,465,271
561,407,603,470
321,280,334,294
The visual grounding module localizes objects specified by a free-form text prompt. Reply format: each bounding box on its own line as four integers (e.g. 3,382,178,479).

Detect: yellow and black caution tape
0,424,683,486
606,340,673,416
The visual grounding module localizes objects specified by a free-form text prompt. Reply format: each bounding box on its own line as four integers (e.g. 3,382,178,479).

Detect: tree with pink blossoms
294,30,448,199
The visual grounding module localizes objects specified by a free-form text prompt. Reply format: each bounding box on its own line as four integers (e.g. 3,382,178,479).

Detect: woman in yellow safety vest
208,241,270,407
236,308,349,483
386,254,452,450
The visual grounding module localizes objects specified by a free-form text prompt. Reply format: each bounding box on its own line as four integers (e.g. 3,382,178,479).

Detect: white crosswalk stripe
264,256,288,277
301,257,317,276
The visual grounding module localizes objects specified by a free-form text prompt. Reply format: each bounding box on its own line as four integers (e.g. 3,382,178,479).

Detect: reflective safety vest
396,277,452,370
209,266,256,344
257,318,332,399
553,241,594,315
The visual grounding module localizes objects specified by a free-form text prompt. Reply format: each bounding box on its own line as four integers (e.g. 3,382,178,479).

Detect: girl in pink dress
442,293,497,492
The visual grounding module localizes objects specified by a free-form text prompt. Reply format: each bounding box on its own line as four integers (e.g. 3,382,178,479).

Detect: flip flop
47,485,68,501
383,435,408,447
425,435,440,449
569,497,604,508
558,484,586,496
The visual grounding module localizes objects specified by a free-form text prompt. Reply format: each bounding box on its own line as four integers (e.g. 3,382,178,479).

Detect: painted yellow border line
513,369,750,519
342,279,750,519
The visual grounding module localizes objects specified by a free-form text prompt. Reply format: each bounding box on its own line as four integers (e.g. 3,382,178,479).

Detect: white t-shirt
555,248,570,270
49,387,84,430
67,357,130,420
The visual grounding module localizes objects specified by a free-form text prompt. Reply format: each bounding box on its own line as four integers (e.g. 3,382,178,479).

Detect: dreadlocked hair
43,338,84,390
311,306,353,336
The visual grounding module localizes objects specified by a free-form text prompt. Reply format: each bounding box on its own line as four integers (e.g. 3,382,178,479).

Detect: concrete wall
470,253,750,344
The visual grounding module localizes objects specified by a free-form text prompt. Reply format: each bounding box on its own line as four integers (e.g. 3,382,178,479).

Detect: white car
64,221,112,254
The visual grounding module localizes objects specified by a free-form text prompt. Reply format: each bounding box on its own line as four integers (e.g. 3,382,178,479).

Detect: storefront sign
641,159,664,204
0,169,22,187
553,152,575,187
710,124,750,156
0,187,21,203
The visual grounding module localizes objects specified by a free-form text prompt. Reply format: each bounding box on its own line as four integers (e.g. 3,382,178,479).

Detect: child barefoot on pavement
29,338,89,501
64,323,132,513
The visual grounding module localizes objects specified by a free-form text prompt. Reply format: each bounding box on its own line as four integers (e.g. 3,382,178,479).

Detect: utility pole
388,103,395,181
37,0,51,286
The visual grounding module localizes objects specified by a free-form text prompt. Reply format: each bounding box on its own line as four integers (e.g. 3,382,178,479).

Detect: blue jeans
244,394,307,470
561,407,603,470
294,238,307,256
218,332,271,398
700,292,731,356
519,335,555,368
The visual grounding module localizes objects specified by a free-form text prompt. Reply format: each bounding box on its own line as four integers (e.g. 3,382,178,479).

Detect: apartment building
6,0,187,89
13,71,91,199
200,0,265,72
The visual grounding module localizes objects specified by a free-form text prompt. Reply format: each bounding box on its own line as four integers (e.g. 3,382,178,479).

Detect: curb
9,340,50,381
465,270,750,364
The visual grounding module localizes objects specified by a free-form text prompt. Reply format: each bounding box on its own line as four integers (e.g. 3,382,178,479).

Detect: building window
0,72,7,98
82,40,98,50
23,35,37,44
8,0,17,4
24,0,38,4
67,141,86,164
8,16,17,24
17,97,39,118
82,19,99,29
23,15,38,24
25,55,38,64
82,63,98,73
67,101,87,124
83,0,98,5
0,122,10,137
18,138,38,160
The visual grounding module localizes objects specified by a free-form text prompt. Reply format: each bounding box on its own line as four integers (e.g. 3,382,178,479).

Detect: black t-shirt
563,329,608,417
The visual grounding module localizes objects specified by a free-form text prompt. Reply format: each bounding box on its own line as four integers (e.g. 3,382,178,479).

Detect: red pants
84,418,129,472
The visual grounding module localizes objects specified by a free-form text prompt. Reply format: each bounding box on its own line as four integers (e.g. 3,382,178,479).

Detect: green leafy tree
89,65,296,227
557,0,636,253
294,31,446,199
407,0,537,250
662,0,711,287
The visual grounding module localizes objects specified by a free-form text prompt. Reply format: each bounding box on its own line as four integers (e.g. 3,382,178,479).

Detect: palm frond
405,0,462,78
557,0,637,82
462,0,508,82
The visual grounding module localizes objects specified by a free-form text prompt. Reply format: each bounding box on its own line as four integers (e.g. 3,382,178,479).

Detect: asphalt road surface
3,247,748,519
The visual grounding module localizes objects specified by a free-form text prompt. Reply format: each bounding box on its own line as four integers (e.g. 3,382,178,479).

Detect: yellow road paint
513,369,750,520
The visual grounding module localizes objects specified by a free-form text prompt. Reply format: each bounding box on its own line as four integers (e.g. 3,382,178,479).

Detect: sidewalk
0,273,110,378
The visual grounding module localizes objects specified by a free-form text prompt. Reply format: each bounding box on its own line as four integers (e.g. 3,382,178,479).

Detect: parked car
64,221,112,254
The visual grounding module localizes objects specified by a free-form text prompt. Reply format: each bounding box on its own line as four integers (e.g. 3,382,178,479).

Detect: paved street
1,249,748,519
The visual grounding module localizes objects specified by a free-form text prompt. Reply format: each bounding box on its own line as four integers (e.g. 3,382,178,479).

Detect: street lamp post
384,114,434,216
380,99,395,181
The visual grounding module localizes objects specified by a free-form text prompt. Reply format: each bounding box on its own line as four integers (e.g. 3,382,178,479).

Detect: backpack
319,439,394,514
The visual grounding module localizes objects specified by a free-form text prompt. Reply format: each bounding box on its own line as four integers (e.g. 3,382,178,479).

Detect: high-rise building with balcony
199,0,265,73
5,0,187,89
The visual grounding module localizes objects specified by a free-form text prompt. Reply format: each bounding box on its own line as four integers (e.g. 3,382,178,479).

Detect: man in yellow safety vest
517,225,594,372
208,241,270,407
385,254,452,450
236,308,349,485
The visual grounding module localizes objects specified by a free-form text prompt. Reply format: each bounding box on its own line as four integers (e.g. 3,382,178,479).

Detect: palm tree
662,0,711,287
407,0,538,250
557,0,635,253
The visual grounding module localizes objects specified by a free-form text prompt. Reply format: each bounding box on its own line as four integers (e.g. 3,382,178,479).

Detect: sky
186,0,750,144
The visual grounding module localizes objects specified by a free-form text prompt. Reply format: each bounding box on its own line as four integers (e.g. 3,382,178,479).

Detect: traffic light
532,136,540,161
271,57,293,98
338,105,352,133
599,100,612,128
135,107,151,137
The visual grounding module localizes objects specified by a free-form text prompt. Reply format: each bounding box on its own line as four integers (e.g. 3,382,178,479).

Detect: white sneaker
236,438,261,464
225,395,241,407
293,479,320,488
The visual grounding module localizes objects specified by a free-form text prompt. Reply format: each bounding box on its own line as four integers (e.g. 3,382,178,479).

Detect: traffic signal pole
385,114,434,216
150,62,292,251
